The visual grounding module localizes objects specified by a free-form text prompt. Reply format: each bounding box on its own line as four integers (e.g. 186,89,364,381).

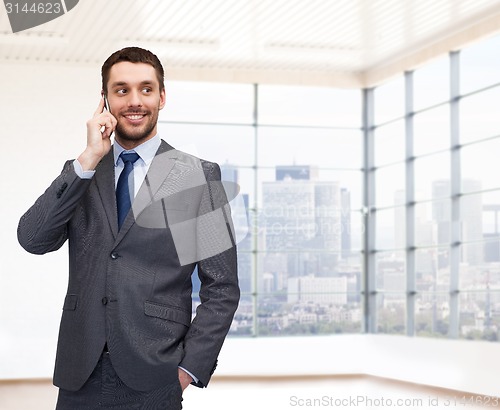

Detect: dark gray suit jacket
18,140,239,392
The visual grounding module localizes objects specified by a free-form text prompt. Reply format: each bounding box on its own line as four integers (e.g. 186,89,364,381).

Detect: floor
0,375,498,410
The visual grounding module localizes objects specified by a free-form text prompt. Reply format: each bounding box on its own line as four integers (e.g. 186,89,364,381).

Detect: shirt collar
113,134,161,167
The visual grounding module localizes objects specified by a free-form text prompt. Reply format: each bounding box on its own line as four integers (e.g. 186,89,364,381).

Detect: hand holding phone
78,97,117,171
98,94,116,137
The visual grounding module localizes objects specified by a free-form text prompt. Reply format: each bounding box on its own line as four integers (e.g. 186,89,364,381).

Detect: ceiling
2,0,500,88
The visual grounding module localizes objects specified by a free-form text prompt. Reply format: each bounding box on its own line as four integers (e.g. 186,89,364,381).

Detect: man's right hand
77,97,117,171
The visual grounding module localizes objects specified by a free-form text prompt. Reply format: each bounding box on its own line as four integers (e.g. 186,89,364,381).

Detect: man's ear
159,88,166,110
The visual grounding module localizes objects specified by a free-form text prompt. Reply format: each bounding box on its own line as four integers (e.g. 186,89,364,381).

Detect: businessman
18,47,240,409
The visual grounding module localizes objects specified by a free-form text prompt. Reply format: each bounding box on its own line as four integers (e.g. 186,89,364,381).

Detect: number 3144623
5,3,62,14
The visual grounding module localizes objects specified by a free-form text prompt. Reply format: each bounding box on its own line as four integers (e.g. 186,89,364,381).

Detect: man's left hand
178,368,193,391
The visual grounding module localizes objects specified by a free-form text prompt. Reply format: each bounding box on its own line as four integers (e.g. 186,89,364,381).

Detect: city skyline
223,162,500,340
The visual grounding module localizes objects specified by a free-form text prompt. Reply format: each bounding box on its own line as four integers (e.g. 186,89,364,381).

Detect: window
156,33,500,342
367,35,500,341
160,82,363,336
460,34,500,95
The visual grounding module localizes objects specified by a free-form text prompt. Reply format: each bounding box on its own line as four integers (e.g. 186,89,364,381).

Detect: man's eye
142,88,152,93
117,89,127,94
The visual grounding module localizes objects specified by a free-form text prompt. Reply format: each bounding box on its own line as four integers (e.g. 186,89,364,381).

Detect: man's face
106,61,165,147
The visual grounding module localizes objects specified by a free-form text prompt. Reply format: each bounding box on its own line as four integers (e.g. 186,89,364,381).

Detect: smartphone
101,95,113,136
103,95,110,112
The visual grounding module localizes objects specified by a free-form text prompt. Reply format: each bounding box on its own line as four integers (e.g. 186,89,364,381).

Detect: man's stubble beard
114,107,160,144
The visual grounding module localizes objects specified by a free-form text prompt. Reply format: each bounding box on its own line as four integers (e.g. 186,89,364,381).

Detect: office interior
2,1,500,409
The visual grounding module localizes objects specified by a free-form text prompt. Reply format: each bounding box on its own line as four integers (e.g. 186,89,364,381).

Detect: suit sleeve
18,160,92,255
179,162,240,388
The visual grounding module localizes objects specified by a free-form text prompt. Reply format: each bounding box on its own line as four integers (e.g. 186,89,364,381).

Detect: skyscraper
432,179,483,266
341,188,352,259
262,165,341,279
483,204,500,262
220,163,252,293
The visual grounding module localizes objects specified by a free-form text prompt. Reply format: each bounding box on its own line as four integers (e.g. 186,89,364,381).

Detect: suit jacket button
110,252,119,259
102,297,108,305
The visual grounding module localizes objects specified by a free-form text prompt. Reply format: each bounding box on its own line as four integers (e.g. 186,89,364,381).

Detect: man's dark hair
101,47,165,94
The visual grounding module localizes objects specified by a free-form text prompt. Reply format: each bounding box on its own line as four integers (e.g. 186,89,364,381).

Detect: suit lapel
114,140,178,245
94,151,119,239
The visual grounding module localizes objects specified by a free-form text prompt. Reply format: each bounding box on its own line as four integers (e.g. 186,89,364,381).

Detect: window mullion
449,51,461,339
405,70,416,336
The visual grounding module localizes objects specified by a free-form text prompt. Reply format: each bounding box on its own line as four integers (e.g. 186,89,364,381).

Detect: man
17,47,240,409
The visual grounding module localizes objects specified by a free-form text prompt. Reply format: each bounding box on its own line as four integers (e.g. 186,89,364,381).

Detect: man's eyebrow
110,81,128,88
110,80,156,88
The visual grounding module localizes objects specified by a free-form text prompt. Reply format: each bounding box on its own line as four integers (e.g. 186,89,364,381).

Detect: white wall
1,62,499,397
0,62,100,379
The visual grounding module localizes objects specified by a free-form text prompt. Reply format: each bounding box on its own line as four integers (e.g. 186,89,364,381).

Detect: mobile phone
100,94,113,136
103,95,110,112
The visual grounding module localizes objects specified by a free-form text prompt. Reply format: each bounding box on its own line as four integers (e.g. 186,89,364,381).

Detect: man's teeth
126,115,144,120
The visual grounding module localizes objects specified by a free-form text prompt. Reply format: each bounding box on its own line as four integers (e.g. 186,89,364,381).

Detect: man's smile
123,113,147,123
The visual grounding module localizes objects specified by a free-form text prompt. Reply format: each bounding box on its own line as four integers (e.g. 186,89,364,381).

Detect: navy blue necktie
116,152,140,229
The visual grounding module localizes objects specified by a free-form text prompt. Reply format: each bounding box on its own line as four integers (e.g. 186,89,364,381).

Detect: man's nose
127,90,142,107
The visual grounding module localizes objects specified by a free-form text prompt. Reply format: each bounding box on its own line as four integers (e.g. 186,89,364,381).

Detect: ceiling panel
1,0,500,87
